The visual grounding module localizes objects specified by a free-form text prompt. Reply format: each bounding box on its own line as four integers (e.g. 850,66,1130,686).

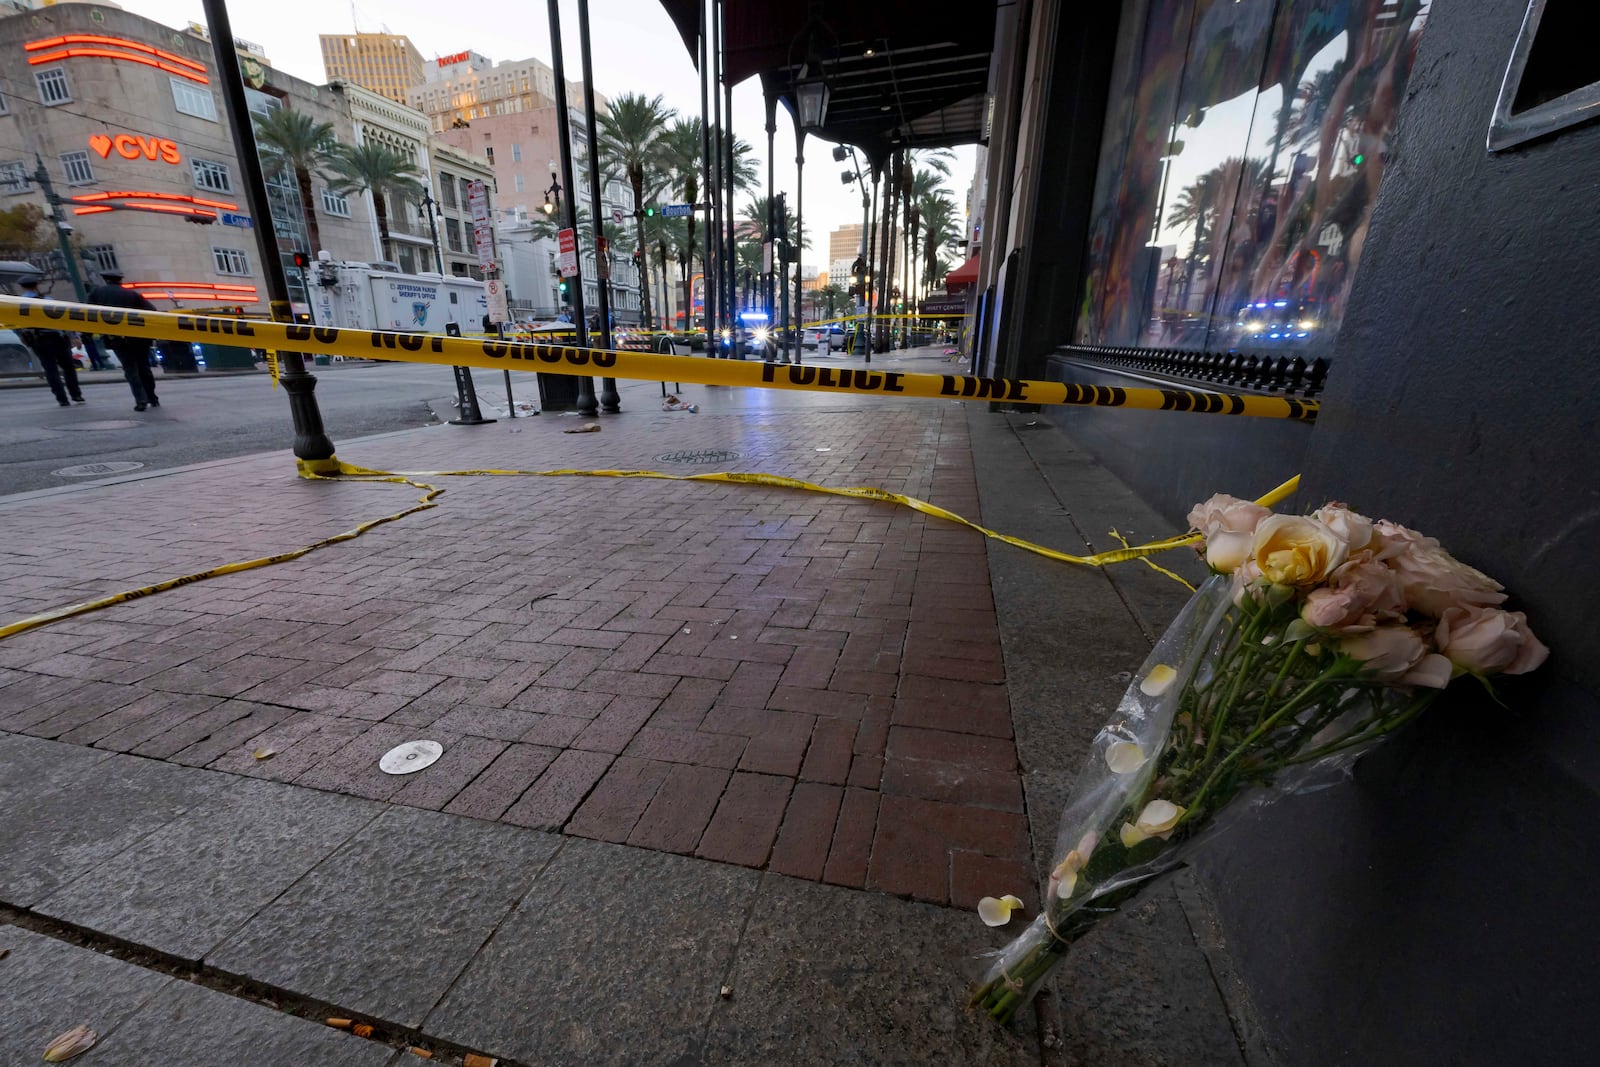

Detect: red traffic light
292,252,309,269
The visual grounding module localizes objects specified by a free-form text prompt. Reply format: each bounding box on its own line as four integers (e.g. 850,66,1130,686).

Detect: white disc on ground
379,739,443,775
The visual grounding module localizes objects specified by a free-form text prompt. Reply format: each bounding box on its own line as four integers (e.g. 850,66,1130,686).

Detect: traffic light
559,278,571,304
643,205,656,218
292,252,309,269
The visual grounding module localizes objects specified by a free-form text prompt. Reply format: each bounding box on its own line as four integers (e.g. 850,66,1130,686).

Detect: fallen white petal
1119,821,1148,848
1139,664,1178,697
977,896,1017,927
1105,740,1146,774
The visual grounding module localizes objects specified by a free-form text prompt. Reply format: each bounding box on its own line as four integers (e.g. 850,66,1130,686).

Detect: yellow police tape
0,296,1317,421
0,461,1298,642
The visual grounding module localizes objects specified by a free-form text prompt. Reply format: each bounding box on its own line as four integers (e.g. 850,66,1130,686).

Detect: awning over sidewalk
655,0,995,162
945,255,980,291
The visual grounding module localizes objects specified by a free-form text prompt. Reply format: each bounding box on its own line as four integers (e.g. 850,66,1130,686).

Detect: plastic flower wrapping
971,497,1548,1024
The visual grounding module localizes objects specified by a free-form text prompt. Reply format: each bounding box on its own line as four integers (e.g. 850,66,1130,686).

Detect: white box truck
307,259,489,335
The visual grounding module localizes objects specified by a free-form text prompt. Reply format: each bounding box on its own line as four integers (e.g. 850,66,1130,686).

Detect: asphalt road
0,362,461,497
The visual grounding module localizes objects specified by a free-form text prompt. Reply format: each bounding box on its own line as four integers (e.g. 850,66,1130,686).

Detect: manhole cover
54,420,143,432
52,461,146,478
654,449,743,465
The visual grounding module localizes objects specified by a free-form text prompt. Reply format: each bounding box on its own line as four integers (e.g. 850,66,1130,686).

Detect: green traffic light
1352,153,1365,165
644,206,655,217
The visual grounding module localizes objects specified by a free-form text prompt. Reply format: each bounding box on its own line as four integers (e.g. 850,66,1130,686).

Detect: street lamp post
419,189,445,274
577,0,620,413
200,0,332,462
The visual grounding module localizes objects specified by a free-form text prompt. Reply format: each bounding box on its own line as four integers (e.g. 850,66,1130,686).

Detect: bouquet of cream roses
971,496,1547,1024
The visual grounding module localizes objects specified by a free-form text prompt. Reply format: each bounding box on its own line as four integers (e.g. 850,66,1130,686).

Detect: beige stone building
319,32,425,106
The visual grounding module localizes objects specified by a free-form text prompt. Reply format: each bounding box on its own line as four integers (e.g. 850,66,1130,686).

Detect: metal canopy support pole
793,127,805,366
577,0,619,412
864,156,876,361
547,0,598,417
698,0,714,344
865,166,878,363
764,92,776,331
200,0,332,461
709,0,725,356
724,42,737,358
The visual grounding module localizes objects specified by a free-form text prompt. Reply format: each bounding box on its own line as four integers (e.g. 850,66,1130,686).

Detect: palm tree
655,118,705,287
598,93,675,328
739,195,809,251
252,107,337,259
817,282,847,319
326,142,424,263
918,193,959,290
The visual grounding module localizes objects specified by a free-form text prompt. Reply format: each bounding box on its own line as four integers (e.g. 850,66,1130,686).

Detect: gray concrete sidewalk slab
34,777,384,962
206,805,560,1030
0,926,396,1066
701,873,1038,1066
425,839,755,1063
0,752,222,909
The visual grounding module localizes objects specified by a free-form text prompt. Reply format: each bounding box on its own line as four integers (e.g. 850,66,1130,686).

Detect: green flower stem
1181,664,1354,819
1272,691,1436,769
1256,637,1309,727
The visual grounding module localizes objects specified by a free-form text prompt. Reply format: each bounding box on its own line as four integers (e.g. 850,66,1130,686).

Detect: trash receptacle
313,354,331,366
537,372,580,411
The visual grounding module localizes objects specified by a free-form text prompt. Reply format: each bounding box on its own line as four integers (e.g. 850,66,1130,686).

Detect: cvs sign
88,133,182,165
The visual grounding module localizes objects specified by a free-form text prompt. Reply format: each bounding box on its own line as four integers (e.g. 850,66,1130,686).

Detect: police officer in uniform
15,272,85,407
87,270,161,411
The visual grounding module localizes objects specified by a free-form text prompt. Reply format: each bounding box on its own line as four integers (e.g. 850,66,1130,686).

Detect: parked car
803,324,847,351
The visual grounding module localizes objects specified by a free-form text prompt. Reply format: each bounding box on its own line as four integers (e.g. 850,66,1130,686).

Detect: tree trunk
374,192,392,263
295,165,323,257
631,171,654,329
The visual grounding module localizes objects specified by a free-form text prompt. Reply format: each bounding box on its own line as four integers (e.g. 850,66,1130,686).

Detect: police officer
87,270,161,411
15,272,85,407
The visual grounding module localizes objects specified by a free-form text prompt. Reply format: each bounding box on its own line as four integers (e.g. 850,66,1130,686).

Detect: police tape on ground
0,297,1318,421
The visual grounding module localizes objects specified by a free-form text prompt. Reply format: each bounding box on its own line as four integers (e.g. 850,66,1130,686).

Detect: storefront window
1075,0,1430,359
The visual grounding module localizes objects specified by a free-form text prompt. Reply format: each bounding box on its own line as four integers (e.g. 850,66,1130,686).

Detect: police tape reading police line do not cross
0,297,1317,421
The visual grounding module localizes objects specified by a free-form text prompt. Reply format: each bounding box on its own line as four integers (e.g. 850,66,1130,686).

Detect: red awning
946,256,980,286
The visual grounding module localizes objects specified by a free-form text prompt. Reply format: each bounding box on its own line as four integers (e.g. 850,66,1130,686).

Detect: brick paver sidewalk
1,377,1031,910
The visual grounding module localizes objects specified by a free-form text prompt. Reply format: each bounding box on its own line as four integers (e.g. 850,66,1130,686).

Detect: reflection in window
1075,0,1430,359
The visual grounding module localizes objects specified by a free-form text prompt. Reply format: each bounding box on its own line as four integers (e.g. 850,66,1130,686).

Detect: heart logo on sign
89,134,113,158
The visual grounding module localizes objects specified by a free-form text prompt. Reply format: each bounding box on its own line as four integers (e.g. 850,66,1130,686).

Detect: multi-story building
0,2,380,314
435,100,643,322
319,32,425,106
828,223,863,266
410,51,564,133
336,81,496,277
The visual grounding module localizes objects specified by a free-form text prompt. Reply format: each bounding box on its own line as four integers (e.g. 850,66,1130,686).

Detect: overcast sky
120,0,977,268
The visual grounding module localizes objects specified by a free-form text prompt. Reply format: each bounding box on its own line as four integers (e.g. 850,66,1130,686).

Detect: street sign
467,180,493,269
596,236,610,281
557,227,578,277
661,204,693,218
485,274,508,324
610,206,624,225
220,212,252,228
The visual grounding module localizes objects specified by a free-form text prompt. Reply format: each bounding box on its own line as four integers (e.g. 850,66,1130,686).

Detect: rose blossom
1436,605,1550,676
1313,503,1376,553
1339,625,1428,681
1188,494,1271,573
1372,520,1506,617
1300,554,1407,633
1251,514,1349,587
